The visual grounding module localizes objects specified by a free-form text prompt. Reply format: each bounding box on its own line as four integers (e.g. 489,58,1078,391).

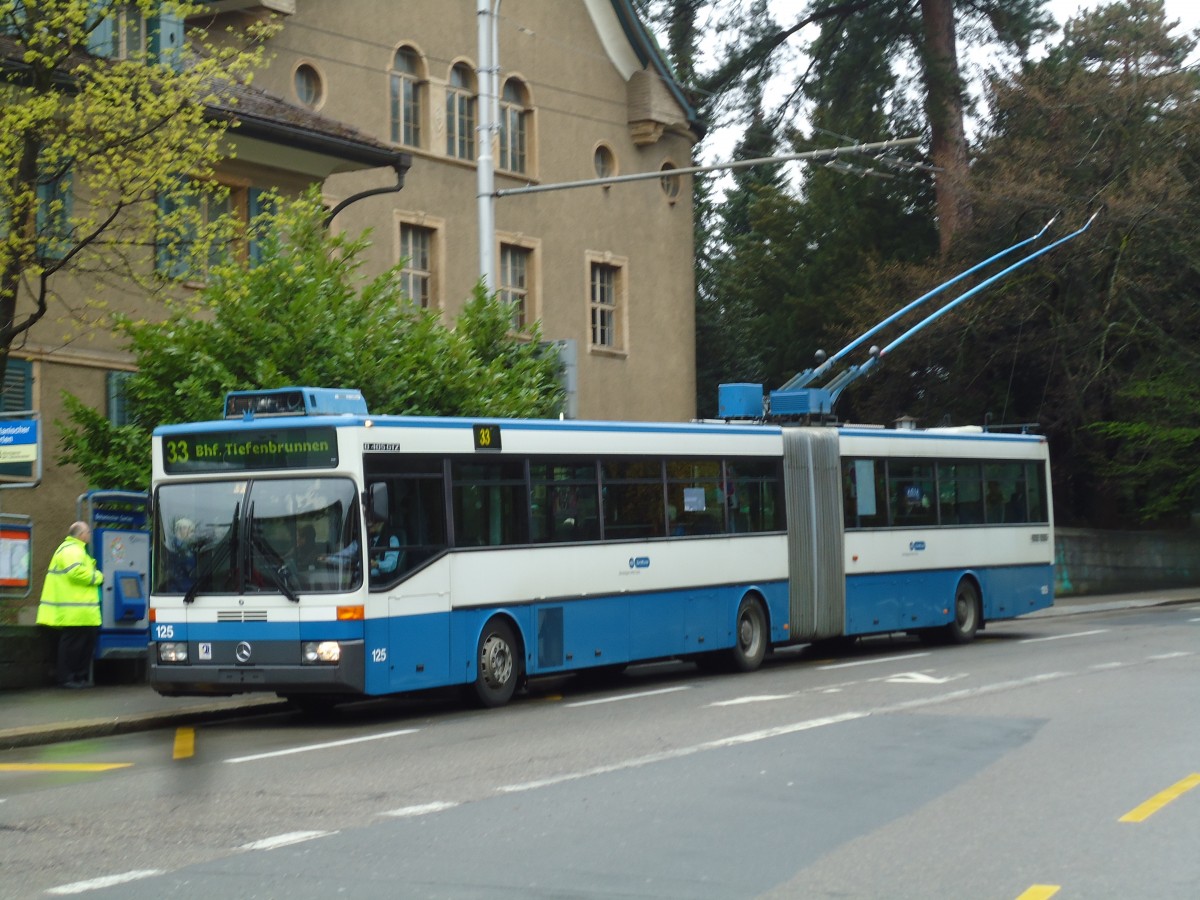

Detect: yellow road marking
1120,773,1200,823
173,726,195,760
1016,887,1060,900
0,763,132,772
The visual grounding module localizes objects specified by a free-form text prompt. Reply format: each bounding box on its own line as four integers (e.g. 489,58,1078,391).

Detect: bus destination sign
162,427,339,474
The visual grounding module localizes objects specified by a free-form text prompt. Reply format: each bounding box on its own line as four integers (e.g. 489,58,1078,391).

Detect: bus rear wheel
945,580,981,644
730,596,768,672
472,618,522,708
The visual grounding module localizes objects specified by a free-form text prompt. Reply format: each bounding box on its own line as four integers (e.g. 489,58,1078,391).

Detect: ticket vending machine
78,490,150,666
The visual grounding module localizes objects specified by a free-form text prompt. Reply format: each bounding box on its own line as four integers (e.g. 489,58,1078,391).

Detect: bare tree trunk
920,0,972,255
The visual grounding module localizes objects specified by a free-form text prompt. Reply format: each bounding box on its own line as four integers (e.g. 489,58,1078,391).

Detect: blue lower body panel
845,564,1053,635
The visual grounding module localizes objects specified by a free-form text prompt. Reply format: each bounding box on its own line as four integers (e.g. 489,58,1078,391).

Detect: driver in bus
320,510,403,580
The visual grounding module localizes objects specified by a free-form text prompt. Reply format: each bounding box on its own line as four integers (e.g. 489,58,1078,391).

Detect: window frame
585,253,628,355
498,78,529,174
445,62,477,161
389,45,424,148
397,218,439,309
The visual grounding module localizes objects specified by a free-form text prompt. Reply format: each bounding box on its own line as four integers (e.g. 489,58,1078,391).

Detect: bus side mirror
368,482,389,522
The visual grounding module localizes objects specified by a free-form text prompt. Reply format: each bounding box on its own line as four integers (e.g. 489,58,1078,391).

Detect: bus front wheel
945,580,981,644
472,618,522,708
730,596,768,672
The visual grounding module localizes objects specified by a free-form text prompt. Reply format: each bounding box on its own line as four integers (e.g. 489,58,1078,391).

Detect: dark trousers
55,626,99,685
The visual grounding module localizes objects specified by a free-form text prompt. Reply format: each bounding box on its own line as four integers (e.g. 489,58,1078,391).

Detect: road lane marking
46,870,163,895
818,652,930,670
1147,652,1189,660
238,830,335,851
498,711,870,793
1016,886,1060,900
172,727,194,760
885,672,965,685
498,671,1068,794
224,728,418,764
709,693,798,707
0,763,131,772
1119,773,1200,823
565,685,690,707
382,801,460,817
1019,629,1107,643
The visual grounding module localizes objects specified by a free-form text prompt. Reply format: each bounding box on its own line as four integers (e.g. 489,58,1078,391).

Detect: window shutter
1,359,32,412
248,187,269,268
147,7,184,70
106,371,132,426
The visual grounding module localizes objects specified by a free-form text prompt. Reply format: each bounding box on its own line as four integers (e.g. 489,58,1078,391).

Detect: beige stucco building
241,0,701,420
1,0,700,625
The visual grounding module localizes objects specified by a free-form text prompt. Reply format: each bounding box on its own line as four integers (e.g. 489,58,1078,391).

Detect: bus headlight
158,642,188,663
302,641,342,664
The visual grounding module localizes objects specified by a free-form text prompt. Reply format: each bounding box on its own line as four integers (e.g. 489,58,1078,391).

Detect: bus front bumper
149,640,365,696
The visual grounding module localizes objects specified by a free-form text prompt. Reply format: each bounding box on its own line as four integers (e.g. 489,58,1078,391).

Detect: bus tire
945,579,981,644
472,617,522,708
730,595,768,672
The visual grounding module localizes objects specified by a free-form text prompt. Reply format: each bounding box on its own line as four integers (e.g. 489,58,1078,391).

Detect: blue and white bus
148,387,1053,708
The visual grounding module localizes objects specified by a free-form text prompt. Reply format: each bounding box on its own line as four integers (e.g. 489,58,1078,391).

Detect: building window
112,3,146,58
400,223,433,307
389,46,422,148
107,371,134,426
88,5,183,68
499,244,530,329
294,63,323,108
660,162,681,200
35,159,72,261
446,63,476,161
498,79,527,174
590,261,621,350
594,144,616,179
156,180,243,281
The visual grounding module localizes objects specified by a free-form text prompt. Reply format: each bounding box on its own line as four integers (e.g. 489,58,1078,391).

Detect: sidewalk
2,589,1198,751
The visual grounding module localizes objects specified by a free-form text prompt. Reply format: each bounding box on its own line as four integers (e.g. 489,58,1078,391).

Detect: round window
594,145,616,179
294,64,323,108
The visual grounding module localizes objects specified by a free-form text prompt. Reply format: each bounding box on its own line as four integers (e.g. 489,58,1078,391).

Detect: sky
699,1,1200,173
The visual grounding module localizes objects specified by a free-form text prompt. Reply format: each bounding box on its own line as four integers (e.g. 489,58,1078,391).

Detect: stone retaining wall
1055,527,1200,596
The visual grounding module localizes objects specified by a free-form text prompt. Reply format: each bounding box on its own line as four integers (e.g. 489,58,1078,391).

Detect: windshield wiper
246,500,300,603
183,503,239,605
263,563,300,604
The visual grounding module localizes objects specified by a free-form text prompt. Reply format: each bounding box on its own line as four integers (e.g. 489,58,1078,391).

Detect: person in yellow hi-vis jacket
37,521,103,689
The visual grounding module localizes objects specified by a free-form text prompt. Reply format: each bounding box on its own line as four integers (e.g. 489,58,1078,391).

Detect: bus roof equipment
719,213,1097,423
224,387,368,420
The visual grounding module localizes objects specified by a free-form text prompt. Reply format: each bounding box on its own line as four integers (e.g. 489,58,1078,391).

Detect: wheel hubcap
480,634,512,689
739,612,759,654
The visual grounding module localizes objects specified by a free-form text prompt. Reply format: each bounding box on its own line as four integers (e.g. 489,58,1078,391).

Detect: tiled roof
0,33,407,171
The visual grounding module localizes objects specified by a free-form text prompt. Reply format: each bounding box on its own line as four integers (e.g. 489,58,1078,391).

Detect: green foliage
844,0,1200,525
57,191,564,490
0,0,274,378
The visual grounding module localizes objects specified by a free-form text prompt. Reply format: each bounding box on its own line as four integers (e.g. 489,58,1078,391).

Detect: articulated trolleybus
148,386,1054,708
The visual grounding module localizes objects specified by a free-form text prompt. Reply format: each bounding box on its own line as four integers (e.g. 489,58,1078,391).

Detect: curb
0,697,290,751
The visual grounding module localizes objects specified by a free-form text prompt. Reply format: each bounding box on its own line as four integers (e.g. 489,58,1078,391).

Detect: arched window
499,79,528,174
446,63,476,160
389,46,423,148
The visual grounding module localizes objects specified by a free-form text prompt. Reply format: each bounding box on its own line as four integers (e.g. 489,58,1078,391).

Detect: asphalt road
2,601,1199,899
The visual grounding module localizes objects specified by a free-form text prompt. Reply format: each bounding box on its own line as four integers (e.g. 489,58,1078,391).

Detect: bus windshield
154,478,362,595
